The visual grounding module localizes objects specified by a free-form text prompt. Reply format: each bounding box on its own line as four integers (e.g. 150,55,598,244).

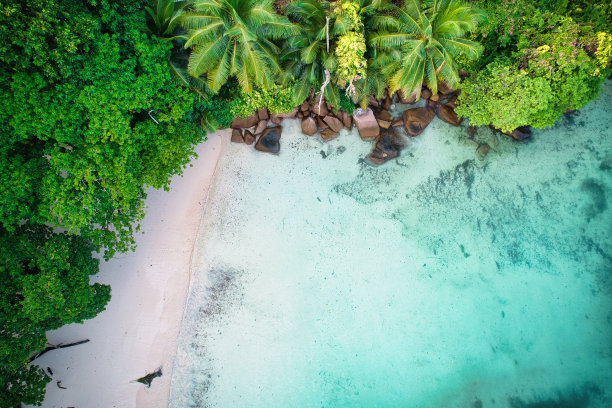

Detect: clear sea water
170,82,612,408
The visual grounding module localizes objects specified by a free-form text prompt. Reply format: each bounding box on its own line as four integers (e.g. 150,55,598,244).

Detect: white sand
30,129,227,408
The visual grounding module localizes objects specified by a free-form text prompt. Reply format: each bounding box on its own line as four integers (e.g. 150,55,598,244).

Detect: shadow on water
507,382,603,408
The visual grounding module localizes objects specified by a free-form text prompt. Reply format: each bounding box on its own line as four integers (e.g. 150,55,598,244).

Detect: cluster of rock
228,81,530,163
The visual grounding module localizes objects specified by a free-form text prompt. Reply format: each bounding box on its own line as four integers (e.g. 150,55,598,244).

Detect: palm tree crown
370,0,485,97
182,0,298,92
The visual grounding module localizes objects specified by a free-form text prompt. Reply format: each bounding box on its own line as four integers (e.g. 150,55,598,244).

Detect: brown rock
377,119,392,129
275,108,297,119
255,126,282,154
376,110,393,121
312,95,328,117
476,143,489,160
257,108,269,120
367,95,379,108
397,89,417,104
436,105,462,126
231,113,259,129
467,125,477,137
382,95,392,110
297,111,304,119
438,81,454,95
270,116,282,125
430,94,440,102
403,107,435,136
231,128,244,143
300,101,309,112
254,120,268,135
243,130,255,145
446,94,458,109
339,111,353,130
421,88,432,100
426,98,438,109
323,115,344,132
391,117,404,128
320,129,339,142
367,129,404,165
504,126,531,141
316,116,328,130
353,108,380,140
301,117,317,136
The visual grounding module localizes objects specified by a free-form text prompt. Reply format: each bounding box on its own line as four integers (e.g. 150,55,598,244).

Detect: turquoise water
170,83,612,408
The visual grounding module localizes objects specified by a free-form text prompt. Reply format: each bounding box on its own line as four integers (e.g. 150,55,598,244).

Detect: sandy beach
29,130,227,408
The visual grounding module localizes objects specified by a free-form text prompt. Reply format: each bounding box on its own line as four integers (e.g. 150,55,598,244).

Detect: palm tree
145,0,187,41
181,0,298,93
282,0,340,106
369,0,485,97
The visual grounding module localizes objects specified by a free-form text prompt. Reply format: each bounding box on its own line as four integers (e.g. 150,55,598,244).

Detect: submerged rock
403,107,435,136
476,143,489,160
366,129,404,165
320,129,339,142
255,126,282,154
505,126,531,141
353,108,380,140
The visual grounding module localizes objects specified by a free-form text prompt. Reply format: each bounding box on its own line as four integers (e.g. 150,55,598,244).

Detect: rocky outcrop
243,129,255,145
254,120,267,135
231,128,244,143
257,108,269,120
231,113,259,129
367,129,404,165
255,127,282,154
504,126,531,141
301,117,317,136
323,115,344,133
436,104,461,126
339,110,352,130
312,95,328,117
353,108,380,140
403,107,435,136
320,129,339,142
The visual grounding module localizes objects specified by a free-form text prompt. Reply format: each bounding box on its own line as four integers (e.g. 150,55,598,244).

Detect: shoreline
30,129,228,408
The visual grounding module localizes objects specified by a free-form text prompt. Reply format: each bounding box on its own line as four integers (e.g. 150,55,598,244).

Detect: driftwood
133,367,162,388
29,339,90,363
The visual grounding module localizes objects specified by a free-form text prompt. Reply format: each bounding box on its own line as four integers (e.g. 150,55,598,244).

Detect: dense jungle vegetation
0,0,610,406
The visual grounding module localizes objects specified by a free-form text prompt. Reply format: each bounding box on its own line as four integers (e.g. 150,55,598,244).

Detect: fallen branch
29,339,90,363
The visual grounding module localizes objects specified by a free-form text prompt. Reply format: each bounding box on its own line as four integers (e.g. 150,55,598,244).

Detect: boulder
367,129,404,165
297,111,304,119
367,95,379,108
397,89,417,104
339,110,353,130
403,107,435,136
257,108,269,120
254,120,268,135
320,129,339,142
270,115,282,125
438,81,454,95
436,104,461,126
382,94,392,110
391,117,404,128
231,113,259,129
446,94,458,109
312,95,328,117
430,94,440,102
504,126,531,141
275,108,297,119
476,143,489,160
323,115,344,132
243,129,256,145
255,127,282,154
376,110,393,122
316,116,328,130
466,125,477,137
377,119,392,129
421,88,432,100
353,108,380,140
300,101,309,112
426,98,438,109
301,117,317,136
231,128,244,143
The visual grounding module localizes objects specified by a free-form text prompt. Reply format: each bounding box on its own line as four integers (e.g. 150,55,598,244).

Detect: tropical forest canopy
0,0,610,406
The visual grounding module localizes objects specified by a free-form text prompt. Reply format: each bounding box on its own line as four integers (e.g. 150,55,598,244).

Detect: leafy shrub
229,82,300,119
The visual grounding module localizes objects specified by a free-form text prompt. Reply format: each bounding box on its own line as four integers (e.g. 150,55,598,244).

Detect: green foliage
182,0,298,93
456,62,555,131
335,91,356,115
229,82,299,118
335,30,368,86
595,31,612,69
145,0,186,40
370,0,485,97
0,225,111,407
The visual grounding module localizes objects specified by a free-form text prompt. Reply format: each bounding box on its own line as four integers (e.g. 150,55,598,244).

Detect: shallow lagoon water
170,83,612,408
